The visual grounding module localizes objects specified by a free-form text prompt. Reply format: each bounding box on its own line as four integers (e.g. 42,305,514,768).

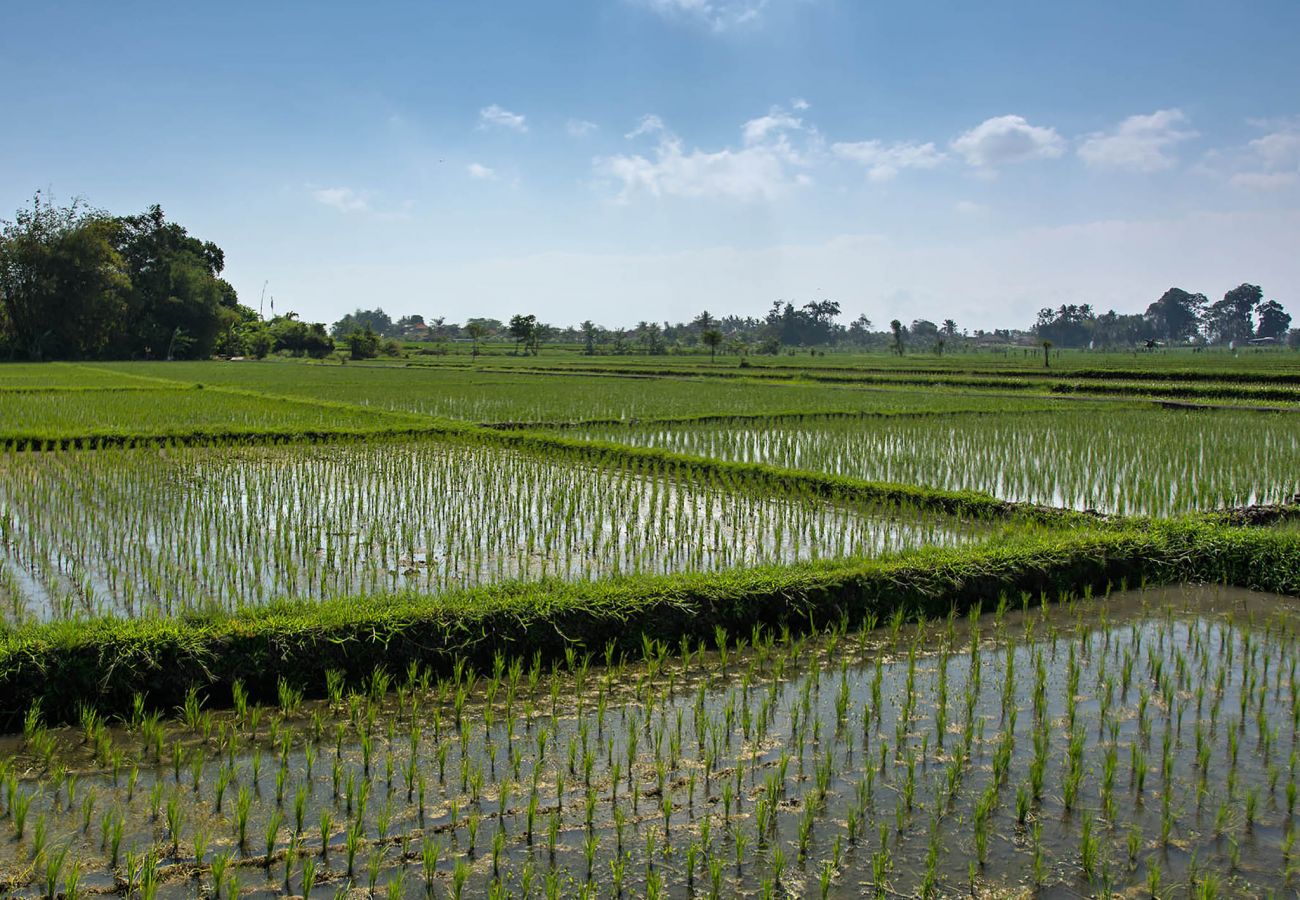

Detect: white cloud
951,115,1065,168
791,97,810,111
1078,109,1196,172
467,163,497,180
599,109,815,201
567,119,599,138
638,0,767,31
625,114,666,140
742,108,803,145
478,104,528,133
832,140,945,181
1203,122,1300,191
596,137,803,201
311,187,369,213
1248,129,1300,170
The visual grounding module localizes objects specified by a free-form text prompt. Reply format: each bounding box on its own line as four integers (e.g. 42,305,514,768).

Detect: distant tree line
4,194,1296,361
340,286,1294,358
1034,285,1292,349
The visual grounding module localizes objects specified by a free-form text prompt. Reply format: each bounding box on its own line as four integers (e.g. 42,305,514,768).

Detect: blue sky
3,0,1299,330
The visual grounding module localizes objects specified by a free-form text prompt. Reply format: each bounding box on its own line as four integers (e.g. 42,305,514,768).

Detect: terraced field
0,353,1296,898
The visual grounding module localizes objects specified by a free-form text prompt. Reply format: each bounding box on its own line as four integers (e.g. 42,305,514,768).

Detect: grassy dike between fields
0,520,1295,730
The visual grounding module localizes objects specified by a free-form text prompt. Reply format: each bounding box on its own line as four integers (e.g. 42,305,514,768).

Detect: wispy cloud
637,0,768,31
625,114,666,140
479,104,528,133
742,107,803,145
832,140,945,181
951,115,1065,168
311,187,370,212
1199,119,1300,190
567,118,599,138
467,163,497,180
1078,109,1196,172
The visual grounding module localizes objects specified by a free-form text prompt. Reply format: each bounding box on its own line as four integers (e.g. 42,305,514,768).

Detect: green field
559,408,1300,517
0,352,1297,898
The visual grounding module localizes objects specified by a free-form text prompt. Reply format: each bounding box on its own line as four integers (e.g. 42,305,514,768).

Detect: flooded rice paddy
562,409,1300,517
0,439,994,624
1,584,1298,897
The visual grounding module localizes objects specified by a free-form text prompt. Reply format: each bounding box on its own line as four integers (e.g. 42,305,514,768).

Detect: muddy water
0,584,1297,897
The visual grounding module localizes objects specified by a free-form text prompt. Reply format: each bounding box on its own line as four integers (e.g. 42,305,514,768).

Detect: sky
3,0,1299,332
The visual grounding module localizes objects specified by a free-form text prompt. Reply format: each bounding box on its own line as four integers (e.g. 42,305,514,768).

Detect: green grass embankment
1,521,1294,729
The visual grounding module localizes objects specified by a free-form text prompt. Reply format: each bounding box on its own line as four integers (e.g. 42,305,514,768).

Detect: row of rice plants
0,388,424,444
563,408,1300,517
87,360,1078,424
0,437,996,624
0,584,1295,896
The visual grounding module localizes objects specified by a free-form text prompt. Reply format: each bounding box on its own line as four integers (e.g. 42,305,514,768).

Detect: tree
692,310,716,332
1256,299,1291,340
1204,284,1262,344
269,315,334,358
1144,288,1206,343
465,321,488,356
1035,305,1095,348
347,327,380,360
941,319,958,337
847,315,874,345
580,319,599,355
0,193,131,360
242,323,274,358
508,314,537,355
1041,339,1052,368
331,308,394,340
1092,310,1147,348
889,319,906,356
910,319,940,348
112,204,239,358
701,328,723,361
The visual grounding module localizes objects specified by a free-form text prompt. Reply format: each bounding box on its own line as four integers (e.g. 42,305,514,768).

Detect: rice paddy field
560,408,1300,517
83,361,1084,426
0,438,998,625
0,352,1297,897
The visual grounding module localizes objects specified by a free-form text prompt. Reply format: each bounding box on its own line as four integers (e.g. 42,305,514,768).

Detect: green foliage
0,194,130,360
346,326,381,360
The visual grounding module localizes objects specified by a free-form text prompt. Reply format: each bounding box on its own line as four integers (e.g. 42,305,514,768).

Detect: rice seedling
0,436,995,623
568,408,1300,517
0,581,1298,896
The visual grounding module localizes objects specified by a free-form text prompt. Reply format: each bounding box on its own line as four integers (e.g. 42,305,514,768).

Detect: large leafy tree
1203,283,1263,344
1144,288,1206,342
1035,304,1095,348
0,194,131,360
1256,299,1292,340
330,308,394,339
508,314,537,355
112,204,239,358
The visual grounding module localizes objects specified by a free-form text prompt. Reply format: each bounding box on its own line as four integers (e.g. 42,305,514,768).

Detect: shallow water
561,411,1300,517
1,584,1297,897
0,439,992,623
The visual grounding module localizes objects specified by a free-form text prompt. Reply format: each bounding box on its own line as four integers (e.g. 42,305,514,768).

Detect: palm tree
580,320,598,356
701,328,723,362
